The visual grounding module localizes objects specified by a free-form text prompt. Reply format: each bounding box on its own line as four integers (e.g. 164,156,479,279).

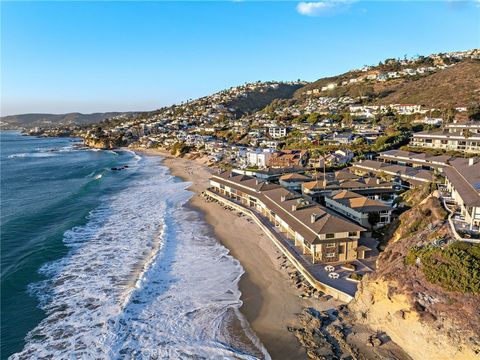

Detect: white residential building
246,148,276,168
268,126,287,138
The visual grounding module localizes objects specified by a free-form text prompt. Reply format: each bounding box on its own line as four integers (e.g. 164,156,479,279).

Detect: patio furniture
328,272,339,279
324,265,335,272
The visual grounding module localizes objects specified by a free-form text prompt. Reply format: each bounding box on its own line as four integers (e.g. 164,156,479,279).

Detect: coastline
135,148,341,359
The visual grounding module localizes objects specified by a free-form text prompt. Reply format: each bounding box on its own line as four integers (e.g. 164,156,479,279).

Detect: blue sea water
1,132,267,359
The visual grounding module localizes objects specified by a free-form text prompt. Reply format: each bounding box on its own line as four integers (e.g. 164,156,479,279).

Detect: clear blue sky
1,1,479,115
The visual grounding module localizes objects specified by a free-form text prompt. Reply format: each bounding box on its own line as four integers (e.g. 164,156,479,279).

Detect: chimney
291,204,297,211
377,178,380,184
281,195,286,202
311,213,317,223
255,179,260,185
469,158,475,166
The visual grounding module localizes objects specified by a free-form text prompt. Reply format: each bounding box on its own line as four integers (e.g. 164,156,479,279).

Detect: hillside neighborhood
14,50,479,297
4,47,480,360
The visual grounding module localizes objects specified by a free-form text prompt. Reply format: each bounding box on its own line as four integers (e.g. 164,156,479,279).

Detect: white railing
440,195,480,244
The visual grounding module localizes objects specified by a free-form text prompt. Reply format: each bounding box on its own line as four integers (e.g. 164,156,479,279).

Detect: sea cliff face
83,136,120,149
349,279,478,360
348,194,480,360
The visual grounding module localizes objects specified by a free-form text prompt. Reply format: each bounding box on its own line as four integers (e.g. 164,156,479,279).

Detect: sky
1,1,479,116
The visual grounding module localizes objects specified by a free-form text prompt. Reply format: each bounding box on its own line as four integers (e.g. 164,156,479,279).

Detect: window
325,233,335,239
325,243,336,248
326,253,336,258
348,231,357,237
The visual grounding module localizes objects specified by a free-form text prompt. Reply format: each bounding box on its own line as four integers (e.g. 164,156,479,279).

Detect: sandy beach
136,148,341,359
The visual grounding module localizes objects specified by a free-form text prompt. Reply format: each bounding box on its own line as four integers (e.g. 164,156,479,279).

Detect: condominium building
443,157,480,228
209,171,366,263
411,122,480,154
302,169,395,204
351,159,435,188
278,173,312,191
378,149,452,171
325,190,393,229
445,121,480,134
378,149,479,229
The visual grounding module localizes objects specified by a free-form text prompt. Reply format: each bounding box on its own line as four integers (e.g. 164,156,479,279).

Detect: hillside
376,60,480,108
0,112,138,130
349,192,480,359
226,83,304,115
293,57,480,109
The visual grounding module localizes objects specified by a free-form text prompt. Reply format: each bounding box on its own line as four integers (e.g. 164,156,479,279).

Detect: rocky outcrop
293,192,479,360
349,279,479,360
83,136,124,149
290,307,412,360
347,194,480,360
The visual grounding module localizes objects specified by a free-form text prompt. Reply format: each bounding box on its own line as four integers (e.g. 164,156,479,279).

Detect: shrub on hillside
406,242,480,294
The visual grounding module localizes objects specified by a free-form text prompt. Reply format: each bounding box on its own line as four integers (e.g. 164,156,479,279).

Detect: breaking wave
10,156,267,359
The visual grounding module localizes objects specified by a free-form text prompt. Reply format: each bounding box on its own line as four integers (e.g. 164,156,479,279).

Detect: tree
307,113,320,125
468,105,480,121
368,212,380,229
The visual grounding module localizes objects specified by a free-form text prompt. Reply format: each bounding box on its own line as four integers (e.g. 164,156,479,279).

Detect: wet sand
135,148,341,359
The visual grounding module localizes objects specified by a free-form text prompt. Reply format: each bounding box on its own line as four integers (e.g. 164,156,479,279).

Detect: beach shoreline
134,148,341,359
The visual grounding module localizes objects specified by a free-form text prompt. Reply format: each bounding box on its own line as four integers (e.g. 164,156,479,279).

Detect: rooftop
213,171,365,244
330,190,394,212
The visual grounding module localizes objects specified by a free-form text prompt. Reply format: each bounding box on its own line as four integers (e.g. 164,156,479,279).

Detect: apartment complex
302,171,395,204
443,158,480,228
279,173,312,191
351,159,434,188
411,122,480,154
209,171,366,263
378,149,480,229
325,190,393,229
378,149,452,171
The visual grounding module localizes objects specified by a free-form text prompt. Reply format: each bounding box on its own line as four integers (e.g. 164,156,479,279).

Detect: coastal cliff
349,278,478,360
348,194,480,360
83,136,125,149
292,192,480,360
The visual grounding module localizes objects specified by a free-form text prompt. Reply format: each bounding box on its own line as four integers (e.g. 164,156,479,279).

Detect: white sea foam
7,152,58,159
11,157,267,359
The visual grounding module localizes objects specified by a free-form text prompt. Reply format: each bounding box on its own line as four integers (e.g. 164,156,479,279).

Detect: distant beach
137,148,342,359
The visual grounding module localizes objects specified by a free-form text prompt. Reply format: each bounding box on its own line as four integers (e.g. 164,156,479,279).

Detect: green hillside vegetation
406,242,480,294
226,83,303,115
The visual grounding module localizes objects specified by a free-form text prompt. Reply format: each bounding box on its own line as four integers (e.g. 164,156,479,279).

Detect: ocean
1,131,268,359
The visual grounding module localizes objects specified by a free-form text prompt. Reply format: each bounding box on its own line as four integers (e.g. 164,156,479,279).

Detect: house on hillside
268,150,309,168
